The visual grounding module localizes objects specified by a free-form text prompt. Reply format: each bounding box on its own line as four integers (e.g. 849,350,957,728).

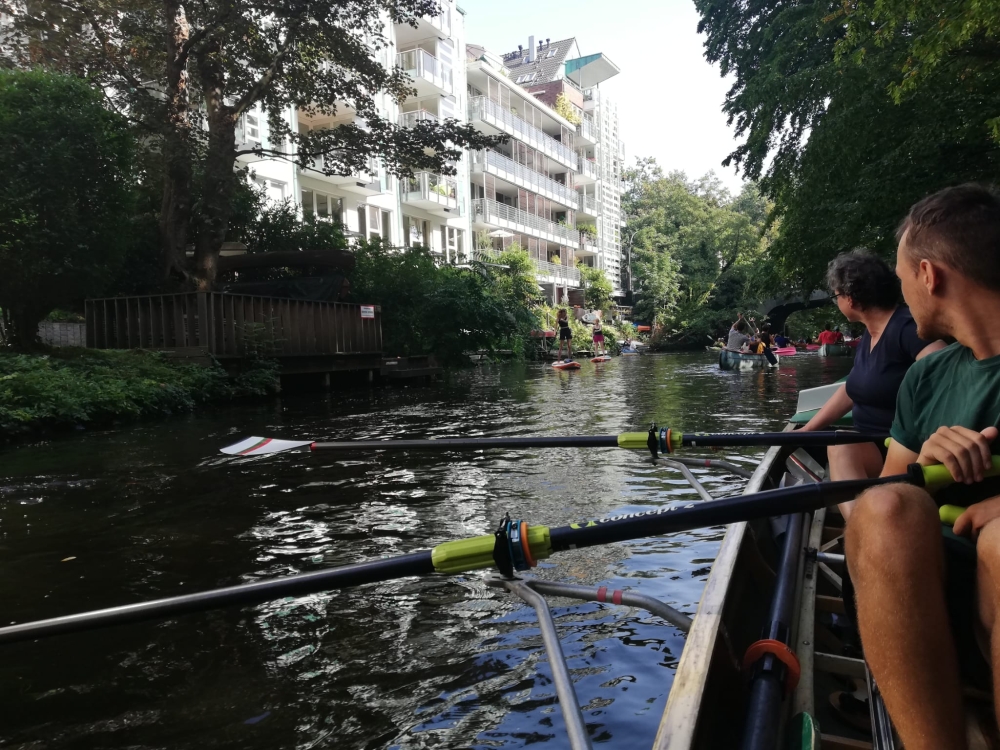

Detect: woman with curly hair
800,249,945,517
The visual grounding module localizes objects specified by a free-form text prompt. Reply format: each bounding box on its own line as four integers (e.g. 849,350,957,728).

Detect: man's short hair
898,183,1000,291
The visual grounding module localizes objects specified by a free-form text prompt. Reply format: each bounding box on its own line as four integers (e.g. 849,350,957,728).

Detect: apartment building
500,37,625,298
235,1,472,263
229,9,626,302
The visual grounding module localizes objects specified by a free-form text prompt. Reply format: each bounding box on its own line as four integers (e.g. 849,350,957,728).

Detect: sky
458,0,746,193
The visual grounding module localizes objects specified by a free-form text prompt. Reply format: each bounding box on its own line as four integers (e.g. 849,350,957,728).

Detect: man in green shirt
848,184,1000,749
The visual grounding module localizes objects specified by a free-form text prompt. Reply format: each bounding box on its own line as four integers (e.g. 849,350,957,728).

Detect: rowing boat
719,348,779,370
655,395,998,749
819,343,853,357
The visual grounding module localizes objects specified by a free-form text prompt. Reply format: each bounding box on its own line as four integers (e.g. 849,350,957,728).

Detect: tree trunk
191,47,238,292
159,0,194,284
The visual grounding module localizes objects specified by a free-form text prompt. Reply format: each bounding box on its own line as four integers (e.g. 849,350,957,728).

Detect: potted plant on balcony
577,223,597,239
430,181,452,198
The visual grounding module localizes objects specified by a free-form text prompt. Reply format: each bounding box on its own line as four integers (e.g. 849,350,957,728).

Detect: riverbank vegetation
0,350,279,438
691,0,1000,290
624,161,774,349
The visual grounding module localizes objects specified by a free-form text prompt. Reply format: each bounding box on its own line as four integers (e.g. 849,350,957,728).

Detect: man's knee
847,483,939,554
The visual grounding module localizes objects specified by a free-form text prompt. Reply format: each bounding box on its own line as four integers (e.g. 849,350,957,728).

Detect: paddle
0,459,990,646
221,428,889,458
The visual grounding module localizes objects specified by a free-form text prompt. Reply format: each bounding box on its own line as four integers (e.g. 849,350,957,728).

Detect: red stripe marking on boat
310,442,317,451
239,438,272,455
612,590,623,605
596,586,608,602
790,454,821,482
704,460,711,467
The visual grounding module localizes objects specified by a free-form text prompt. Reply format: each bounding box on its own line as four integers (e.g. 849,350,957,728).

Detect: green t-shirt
891,342,1000,505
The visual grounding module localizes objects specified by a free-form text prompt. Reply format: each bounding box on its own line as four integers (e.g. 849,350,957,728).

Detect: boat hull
818,344,852,357
718,349,778,370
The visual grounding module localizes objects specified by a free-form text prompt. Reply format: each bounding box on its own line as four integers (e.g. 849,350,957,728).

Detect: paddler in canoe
799,248,944,517
843,184,1000,749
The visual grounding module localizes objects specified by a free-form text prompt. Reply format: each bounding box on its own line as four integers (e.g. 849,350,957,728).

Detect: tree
577,264,614,312
693,0,1000,289
0,70,134,348
1,0,500,290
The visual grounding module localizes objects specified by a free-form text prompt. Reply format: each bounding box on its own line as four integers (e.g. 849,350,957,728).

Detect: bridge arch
759,290,831,333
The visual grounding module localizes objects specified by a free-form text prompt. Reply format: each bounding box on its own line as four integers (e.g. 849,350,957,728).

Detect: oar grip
432,526,552,574
918,456,1000,494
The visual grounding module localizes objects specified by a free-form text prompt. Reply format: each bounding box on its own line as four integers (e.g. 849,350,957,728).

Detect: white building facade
232,14,626,301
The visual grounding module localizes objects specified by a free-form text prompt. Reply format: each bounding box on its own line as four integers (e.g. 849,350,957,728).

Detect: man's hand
917,426,999,484
953,495,1000,542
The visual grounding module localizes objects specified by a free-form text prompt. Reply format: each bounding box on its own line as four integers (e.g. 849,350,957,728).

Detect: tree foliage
0,0,501,289
578,264,614,312
348,240,540,365
623,160,773,345
0,70,134,348
693,0,1000,290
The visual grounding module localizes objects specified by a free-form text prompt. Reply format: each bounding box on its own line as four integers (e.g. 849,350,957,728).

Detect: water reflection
0,352,852,749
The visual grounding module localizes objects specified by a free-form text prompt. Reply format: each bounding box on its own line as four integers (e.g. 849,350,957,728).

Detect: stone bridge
759,290,831,332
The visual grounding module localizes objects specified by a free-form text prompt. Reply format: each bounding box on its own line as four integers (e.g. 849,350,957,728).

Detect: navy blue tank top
845,306,932,433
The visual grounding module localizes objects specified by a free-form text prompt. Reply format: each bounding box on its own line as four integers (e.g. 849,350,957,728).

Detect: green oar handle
617,430,888,453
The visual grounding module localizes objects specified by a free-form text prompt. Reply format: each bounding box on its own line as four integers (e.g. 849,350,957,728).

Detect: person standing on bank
556,308,573,361
800,249,945,517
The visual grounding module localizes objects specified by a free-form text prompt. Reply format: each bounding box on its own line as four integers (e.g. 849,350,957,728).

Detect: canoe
805,344,820,351
772,346,797,356
819,343,853,357
718,348,778,371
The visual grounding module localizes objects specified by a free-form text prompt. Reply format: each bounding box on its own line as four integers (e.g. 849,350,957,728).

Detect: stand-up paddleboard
590,355,611,363
551,359,581,370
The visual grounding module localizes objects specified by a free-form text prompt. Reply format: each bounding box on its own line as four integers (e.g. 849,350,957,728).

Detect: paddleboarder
555,308,573,361
592,318,606,357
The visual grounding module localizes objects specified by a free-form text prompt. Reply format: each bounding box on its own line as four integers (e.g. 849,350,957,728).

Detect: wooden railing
85,292,382,356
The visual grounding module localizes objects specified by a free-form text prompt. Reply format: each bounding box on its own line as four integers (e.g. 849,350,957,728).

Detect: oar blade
220,437,313,456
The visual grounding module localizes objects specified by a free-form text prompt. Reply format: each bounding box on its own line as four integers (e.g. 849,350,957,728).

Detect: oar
221,428,888,458
0,459,989,646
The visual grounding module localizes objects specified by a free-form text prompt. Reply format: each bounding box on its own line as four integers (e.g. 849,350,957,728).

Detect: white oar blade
220,437,313,456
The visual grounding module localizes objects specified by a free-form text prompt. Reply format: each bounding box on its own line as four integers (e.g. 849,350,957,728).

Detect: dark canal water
0,352,853,749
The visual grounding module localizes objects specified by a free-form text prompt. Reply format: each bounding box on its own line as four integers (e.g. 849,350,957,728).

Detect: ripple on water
0,353,854,749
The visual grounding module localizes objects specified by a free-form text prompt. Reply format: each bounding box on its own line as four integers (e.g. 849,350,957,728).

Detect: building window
441,227,464,261
302,189,344,224
255,177,285,204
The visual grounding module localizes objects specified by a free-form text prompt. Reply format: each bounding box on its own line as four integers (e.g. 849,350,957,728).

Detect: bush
0,349,279,437
349,239,540,365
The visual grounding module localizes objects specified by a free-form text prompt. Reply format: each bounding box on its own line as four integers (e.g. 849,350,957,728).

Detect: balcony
468,97,577,170
578,194,599,216
471,150,578,209
577,158,599,184
472,198,580,246
578,235,598,257
397,49,452,96
577,119,598,146
300,153,381,196
402,173,460,216
533,259,581,286
399,110,440,128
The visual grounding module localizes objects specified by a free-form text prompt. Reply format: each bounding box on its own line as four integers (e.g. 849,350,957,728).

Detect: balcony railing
303,151,378,181
397,49,452,94
578,119,597,143
580,158,599,180
403,172,459,207
399,110,440,128
472,198,580,245
425,8,451,36
468,96,577,170
578,194,598,214
472,150,578,208
533,259,581,285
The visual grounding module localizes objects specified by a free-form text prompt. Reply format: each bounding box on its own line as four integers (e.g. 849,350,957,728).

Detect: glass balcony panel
472,197,580,246
472,149,577,208
468,97,577,170
399,110,440,128
397,49,453,94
